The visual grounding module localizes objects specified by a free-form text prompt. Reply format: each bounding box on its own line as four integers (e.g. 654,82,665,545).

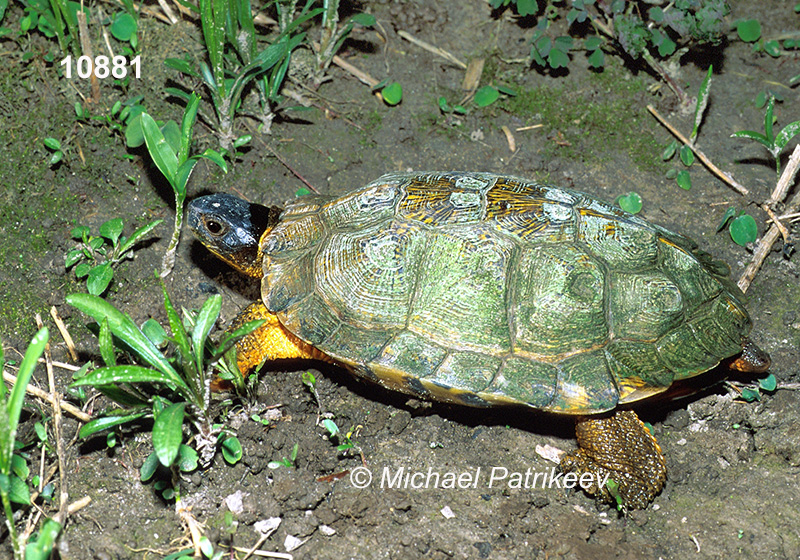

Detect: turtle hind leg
559,409,667,511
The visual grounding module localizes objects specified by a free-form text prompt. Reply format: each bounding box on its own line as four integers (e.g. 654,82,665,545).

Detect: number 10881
60,55,141,80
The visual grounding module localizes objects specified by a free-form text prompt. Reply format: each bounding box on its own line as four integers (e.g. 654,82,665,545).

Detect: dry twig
397,30,467,69
2,370,90,422
647,105,749,196
738,145,800,292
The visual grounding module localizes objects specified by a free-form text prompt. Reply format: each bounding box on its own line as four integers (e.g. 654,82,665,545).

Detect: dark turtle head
188,193,282,278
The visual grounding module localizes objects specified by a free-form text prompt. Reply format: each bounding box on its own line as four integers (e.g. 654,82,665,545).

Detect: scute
263,172,754,413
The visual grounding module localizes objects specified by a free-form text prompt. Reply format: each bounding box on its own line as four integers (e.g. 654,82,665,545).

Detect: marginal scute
261,213,325,256
426,351,500,393
606,340,671,392
605,344,673,403
371,331,447,379
318,322,393,364
656,324,720,378
277,293,340,346
549,350,618,413
262,251,314,312
690,296,751,360
489,356,557,407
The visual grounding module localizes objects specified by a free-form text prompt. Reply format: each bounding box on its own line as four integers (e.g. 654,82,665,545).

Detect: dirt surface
0,1,799,559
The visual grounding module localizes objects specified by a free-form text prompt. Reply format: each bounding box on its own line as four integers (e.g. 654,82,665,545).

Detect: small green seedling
616,192,642,214
108,1,138,54
302,371,322,420
322,419,358,452
76,96,146,143
661,66,714,192
438,96,467,116
65,217,163,296
717,207,758,247
250,413,271,427
731,96,800,175
129,94,227,277
728,373,777,403
43,137,63,166
268,442,299,469
379,81,403,106
605,478,624,511
736,19,761,43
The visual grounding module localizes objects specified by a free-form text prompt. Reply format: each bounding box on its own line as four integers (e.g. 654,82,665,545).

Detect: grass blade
78,410,149,438
117,219,163,257
690,65,712,144
730,130,771,148
5,328,48,466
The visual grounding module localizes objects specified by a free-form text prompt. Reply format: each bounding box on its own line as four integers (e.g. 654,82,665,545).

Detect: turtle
187,171,770,510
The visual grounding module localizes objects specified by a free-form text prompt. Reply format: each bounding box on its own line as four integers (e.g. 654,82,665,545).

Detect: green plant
727,373,777,403
126,93,227,277
512,1,730,108
65,217,163,295
378,81,403,106
0,328,63,559
615,192,642,214
661,65,714,191
18,0,82,56
75,96,146,139
108,0,138,53
165,0,315,149
311,0,375,85
489,0,538,17
322,419,358,453
42,137,63,166
268,442,299,469
731,96,800,176
717,207,758,247
437,96,467,116
66,283,262,474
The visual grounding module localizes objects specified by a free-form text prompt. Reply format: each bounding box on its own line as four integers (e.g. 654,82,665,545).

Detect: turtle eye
204,218,227,236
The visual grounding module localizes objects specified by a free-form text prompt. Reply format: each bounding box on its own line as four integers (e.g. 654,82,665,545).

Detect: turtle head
188,193,282,279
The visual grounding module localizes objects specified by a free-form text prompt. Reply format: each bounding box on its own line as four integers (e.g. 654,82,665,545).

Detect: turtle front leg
559,410,667,510
224,302,330,380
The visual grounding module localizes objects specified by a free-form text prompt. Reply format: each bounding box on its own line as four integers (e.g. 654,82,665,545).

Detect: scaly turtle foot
559,410,667,510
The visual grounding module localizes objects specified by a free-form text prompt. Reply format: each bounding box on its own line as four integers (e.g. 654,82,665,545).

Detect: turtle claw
559,410,667,511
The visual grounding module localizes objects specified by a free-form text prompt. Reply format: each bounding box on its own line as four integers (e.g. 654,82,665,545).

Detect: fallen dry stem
398,30,467,69
646,104,749,196
50,306,78,361
738,145,800,292
36,314,69,524
2,370,91,422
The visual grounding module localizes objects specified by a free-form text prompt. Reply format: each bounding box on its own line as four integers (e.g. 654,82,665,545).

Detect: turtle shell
260,172,751,414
